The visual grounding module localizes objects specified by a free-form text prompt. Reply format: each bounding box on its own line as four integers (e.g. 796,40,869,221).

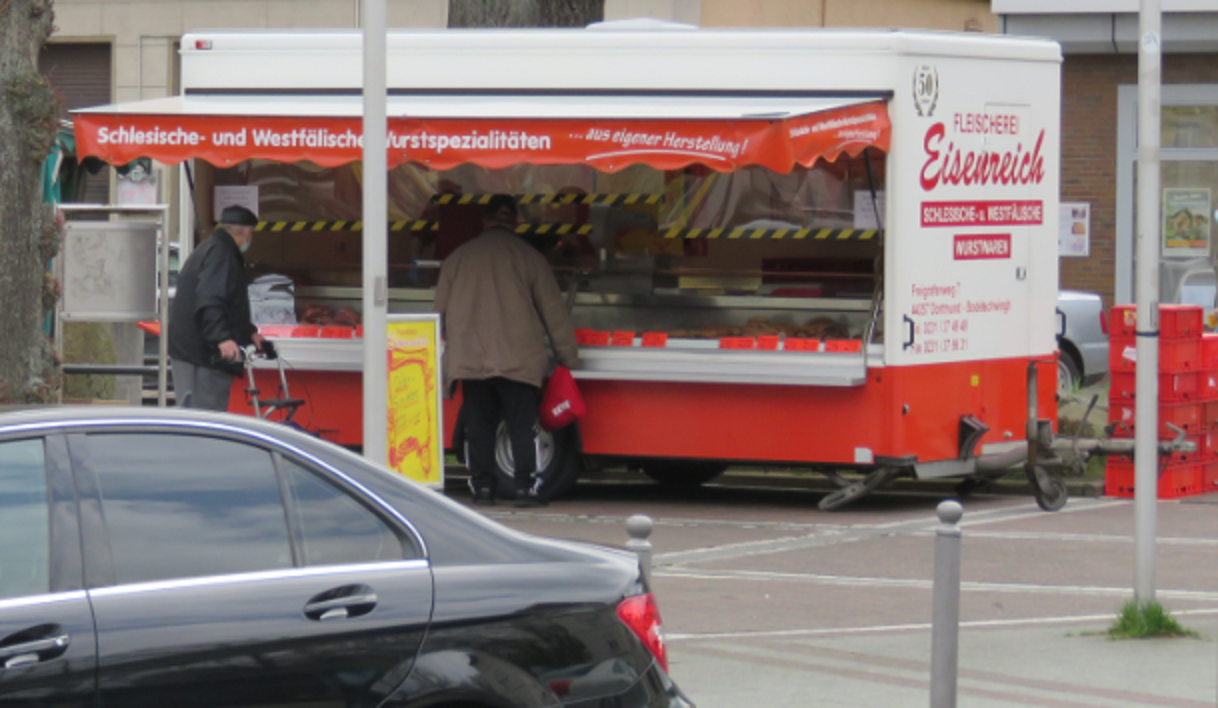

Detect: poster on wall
213,185,260,221
1059,202,1090,257
1163,188,1212,258
387,314,444,489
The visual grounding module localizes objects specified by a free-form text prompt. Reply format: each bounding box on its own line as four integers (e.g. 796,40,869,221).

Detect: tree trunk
0,0,59,403
448,0,603,28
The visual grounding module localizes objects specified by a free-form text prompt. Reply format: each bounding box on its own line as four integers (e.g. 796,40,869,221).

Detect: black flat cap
220,205,259,227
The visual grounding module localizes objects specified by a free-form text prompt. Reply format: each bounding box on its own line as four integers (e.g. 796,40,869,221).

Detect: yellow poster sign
387,315,443,488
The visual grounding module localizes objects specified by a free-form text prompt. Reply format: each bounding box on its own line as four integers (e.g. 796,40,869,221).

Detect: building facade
998,2,1218,309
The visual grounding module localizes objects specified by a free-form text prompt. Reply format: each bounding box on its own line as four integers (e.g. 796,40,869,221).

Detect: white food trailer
74,26,1069,509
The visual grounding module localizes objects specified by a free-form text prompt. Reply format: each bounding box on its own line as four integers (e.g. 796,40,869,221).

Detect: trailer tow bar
1015,359,1195,512
818,360,1194,513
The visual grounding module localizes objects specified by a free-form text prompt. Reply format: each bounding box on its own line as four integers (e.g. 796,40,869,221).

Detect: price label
578,330,611,346
611,331,636,347
719,337,757,350
757,335,780,351
824,339,863,353
641,332,669,348
783,337,820,352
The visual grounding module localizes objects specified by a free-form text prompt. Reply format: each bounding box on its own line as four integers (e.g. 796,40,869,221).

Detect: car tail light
616,593,667,672
1100,311,1109,335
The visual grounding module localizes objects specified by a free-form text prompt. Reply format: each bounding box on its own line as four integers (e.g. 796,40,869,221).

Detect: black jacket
168,228,256,376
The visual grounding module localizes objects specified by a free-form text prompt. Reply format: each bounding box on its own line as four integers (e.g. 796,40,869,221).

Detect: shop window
1163,106,1218,149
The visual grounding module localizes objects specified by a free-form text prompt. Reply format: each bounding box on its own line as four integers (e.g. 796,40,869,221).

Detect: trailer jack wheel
818,467,901,512
1028,464,1068,512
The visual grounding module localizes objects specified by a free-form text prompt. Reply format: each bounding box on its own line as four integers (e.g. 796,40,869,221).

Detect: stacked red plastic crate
1106,305,1206,498
1203,333,1218,492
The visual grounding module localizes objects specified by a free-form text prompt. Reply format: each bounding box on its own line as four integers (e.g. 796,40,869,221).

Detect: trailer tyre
640,462,727,488
1034,473,1069,512
492,421,584,501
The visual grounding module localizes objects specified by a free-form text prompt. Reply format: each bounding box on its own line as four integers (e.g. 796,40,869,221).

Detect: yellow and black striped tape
254,221,593,235
431,193,664,206
661,227,880,240
515,224,594,236
256,220,439,232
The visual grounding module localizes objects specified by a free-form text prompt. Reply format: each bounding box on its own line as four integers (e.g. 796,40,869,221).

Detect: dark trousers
462,378,541,495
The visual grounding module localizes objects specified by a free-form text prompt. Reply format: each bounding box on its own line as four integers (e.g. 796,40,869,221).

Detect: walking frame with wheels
240,344,306,426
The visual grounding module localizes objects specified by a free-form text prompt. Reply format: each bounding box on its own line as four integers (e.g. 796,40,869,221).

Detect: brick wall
1061,54,1218,308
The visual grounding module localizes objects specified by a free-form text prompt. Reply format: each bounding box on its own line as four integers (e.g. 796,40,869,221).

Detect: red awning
73,94,889,173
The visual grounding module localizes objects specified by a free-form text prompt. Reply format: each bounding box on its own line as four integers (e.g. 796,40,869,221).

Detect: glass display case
202,151,888,384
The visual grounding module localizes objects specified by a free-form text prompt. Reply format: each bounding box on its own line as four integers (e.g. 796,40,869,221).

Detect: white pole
362,0,389,465
1134,0,1162,603
929,500,963,708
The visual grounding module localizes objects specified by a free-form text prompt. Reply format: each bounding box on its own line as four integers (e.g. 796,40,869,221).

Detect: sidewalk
672,613,1218,707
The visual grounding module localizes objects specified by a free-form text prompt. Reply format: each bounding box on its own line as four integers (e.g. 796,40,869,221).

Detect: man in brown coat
434,195,580,507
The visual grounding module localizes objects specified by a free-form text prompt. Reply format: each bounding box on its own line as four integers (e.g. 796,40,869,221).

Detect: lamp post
362,0,389,465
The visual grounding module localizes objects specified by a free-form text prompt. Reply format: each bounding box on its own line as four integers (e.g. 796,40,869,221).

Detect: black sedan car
0,407,691,708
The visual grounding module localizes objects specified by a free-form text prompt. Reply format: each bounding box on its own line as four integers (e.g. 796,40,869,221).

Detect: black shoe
470,488,496,506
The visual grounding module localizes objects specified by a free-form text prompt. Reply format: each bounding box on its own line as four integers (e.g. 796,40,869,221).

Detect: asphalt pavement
453,472,1218,707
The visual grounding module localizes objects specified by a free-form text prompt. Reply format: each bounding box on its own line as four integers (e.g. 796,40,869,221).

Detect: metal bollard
930,500,963,708
626,514,654,586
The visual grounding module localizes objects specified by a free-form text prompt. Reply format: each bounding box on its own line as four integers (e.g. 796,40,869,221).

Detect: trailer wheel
640,462,728,488
492,421,584,500
1033,469,1069,512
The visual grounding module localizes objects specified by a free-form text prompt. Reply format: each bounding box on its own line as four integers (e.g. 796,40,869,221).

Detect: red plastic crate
1110,305,1138,339
1109,304,1204,340
1205,370,1218,401
1105,460,1202,499
1109,337,1202,373
1109,371,1201,401
1200,430,1218,460
1160,304,1205,339
1109,400,1202,438
1205,334,1218,368
1204,463,1218,492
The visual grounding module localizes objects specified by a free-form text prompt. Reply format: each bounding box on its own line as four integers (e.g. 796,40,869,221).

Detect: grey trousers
172,359,235,412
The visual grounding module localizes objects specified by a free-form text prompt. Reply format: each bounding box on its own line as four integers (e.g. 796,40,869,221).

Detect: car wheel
1057,352,1081,397
493,421,584,500
640,461,727,488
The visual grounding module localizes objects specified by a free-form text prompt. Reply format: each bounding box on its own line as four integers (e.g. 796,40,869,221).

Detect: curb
446,465,1108,499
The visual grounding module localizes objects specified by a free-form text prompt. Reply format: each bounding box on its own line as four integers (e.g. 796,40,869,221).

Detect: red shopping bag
539,366,586,431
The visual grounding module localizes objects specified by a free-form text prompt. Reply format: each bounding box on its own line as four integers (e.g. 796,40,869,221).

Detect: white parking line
656,567,1218,602
918,529,1218,547
666,607,1218,642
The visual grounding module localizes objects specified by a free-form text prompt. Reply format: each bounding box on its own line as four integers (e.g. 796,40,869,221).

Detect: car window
89,434,292,585
0,439,49,599
281,457,404,566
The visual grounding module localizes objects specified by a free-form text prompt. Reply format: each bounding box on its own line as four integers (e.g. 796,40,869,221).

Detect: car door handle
304,585,377,621
0,634,70,669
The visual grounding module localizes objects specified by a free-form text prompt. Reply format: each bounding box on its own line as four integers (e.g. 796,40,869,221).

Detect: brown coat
434,227,579,393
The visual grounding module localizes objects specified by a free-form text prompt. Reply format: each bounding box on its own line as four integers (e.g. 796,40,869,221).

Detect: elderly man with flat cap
169,205,268,410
